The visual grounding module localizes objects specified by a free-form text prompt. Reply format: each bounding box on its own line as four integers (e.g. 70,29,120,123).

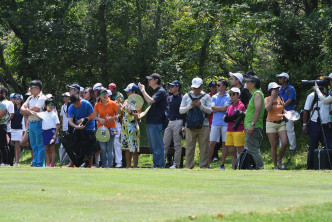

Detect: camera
301,78,329,87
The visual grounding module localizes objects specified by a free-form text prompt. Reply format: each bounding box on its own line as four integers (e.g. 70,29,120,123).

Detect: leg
286,120,296,150
28,123,38,166
208,141,216,166
246,128,264,169
106,135,115,168
14,141,21,164
44,145,50,166
99,141,107,168
34,121,45,167
228,146,237,169
148,124,165,168
267,132,278,167
114,122,122,166
278,130,288,161
125,150,131,168
220,143,228,165
172,120,183,167
307,121,320,169
185,128,197,169
50,144,56,166
163,123,173,163
198,127,210,168
208,126,220,165
133,152,139,168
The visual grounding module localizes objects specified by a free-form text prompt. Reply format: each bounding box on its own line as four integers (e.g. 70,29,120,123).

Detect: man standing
180,77,212,169
243,75,265,169
208,80,219,162
109,82,124,168
59,92,70,166
277,72,297,151
163,80,185,169
21,80,47,167
138,73,167,168
303,80,332,169
208,79,231,169
229,72,251,107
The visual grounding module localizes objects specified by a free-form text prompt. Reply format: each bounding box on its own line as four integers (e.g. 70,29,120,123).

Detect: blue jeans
29,120,45,167
307,121,332,169
99,135,115,168
147,124,165,168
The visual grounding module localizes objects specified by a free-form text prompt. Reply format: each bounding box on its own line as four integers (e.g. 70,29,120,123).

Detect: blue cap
124,83,139,92
208,81,217,87
244,71,255,77
15,94,23,100
66,84,81,91
168,80,181,87
10,93,16,99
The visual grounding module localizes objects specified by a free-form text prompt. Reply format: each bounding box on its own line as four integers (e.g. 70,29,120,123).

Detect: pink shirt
226,100,246,132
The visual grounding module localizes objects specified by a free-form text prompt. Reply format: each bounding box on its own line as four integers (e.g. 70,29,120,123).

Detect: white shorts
210,125,227,143
11,129,23,141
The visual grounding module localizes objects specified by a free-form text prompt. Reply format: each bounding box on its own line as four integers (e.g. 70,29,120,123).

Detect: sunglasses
29,86,38,90
84,91,89,94
230,93,239,96
100,92,107,96
47,103,55,107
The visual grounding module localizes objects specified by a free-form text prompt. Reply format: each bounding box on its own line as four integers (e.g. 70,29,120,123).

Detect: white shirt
2,100,14,132
60,104,69,131
304,92,330,124
23,92,47,122
38,111,60,130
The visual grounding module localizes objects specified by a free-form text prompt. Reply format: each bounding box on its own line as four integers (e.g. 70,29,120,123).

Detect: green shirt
111,92,124,101
244,89,265,129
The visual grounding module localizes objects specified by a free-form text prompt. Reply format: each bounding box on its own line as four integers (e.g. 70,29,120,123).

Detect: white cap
107,90,112,96
80,87,84,92
229,87,241,95
325,73,332,79
62,92,70,97
93,83,103,90
45,94,53,99
229,72,243,84
191,77,203,88
268,82,281,91
276,72,289,79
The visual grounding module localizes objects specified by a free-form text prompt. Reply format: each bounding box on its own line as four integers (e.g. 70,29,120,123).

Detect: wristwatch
251,122,255,126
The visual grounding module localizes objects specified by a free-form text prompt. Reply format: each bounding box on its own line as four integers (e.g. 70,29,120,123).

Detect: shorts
11,129,23,141
210,125,227,142
42,128,59,146
266,121,286,133
225,131,245,147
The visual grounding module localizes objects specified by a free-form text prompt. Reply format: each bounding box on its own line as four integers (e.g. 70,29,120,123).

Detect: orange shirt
94,98,118,128
265,96,284,122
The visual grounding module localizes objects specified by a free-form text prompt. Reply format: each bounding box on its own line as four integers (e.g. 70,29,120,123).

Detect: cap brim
146,76,153,80
191,85,201,88
168,83,175,86
124,89,131,92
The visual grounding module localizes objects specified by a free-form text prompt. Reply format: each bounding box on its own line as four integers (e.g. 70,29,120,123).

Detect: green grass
0,168,331,221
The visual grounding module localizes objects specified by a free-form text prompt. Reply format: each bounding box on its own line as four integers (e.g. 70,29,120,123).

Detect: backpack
300,92,318,123
186,93,206,129
235,149,256,170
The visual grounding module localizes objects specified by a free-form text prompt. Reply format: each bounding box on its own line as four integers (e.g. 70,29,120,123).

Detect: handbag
96,125,110,142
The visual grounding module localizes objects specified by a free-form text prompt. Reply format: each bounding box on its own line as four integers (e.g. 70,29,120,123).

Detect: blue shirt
68,99,95,131
211,92,231,126
278,83,296,111
168,94,185,120
147,86,167,124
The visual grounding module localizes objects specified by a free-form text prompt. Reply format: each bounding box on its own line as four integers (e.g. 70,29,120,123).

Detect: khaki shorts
225,131,245,147
266,121,286,133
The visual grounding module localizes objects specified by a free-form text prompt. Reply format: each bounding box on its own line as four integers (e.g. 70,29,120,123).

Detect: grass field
0,167,331,221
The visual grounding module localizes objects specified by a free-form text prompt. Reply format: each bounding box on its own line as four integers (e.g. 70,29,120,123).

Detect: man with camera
302,75,332,170
277,72,297,151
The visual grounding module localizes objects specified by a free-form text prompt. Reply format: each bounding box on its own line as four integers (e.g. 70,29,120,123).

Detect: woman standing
224,88,246,169
120,83,141,168
10,94,25,166
94,87,119,168
265,82,288,170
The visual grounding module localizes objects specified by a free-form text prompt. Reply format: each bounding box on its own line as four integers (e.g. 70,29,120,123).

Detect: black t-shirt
146,86,167,124
11,106,24,130
240,86,251,108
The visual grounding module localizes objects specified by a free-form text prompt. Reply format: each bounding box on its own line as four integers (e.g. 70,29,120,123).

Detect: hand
30,110,37,116
76,123,86,130
138,83,145,92
313,81,319,91
76,118,83,125
247,125,254,135
99,118,106,125
271,90,278,99
117,96,122,104
193,99,201,107
303,125,308,134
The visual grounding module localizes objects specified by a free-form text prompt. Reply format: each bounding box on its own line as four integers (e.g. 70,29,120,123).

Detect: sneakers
274,166,279,170
212,157,219,162
219,164,225,170
0,163,6,166
13,163,20,167
115,163,122,168
170,164,178,169
278,160,285,170
67,163,76,168
80,162,87,168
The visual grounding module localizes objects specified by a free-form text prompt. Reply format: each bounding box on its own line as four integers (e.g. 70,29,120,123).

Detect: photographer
313,73,332,123
303,76,332,170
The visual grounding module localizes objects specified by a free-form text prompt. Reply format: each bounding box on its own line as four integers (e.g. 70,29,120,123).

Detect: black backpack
235,149,256,170
186,93,206,129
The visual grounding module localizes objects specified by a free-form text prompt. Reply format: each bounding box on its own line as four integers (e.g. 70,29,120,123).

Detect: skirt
42,128,59,146
11,129,23,141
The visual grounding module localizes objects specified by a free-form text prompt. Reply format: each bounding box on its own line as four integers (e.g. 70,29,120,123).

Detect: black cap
244,71,255,77
208,81,217,87
146,73,161,81
30,80,43,89
66,84,81,92
168,80,181,87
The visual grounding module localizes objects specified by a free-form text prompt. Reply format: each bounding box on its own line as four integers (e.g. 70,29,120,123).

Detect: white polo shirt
2,100,14,132
60,104,69,131
304,92,330,124
23,92,47,122
38,111,60,130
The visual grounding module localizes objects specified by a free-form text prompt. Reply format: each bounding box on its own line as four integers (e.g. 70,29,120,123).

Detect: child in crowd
33,98,60,167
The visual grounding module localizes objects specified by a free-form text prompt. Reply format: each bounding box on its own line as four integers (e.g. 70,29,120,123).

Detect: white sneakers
278,160,285,170
13,163,20,167
170,164,178,169
0,163,6,166
115,163,122,168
